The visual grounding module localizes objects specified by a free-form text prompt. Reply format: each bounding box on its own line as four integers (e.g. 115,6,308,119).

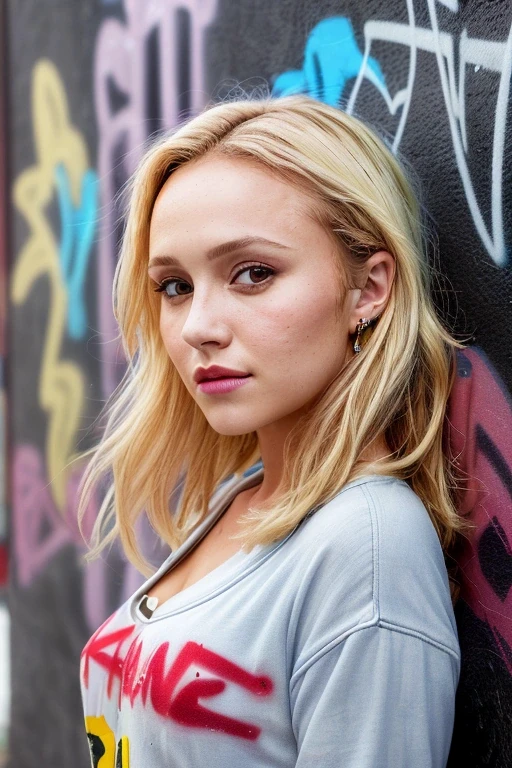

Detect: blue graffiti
272,16,385,107
55,164,98,340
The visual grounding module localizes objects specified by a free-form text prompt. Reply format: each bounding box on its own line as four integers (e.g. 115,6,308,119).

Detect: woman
78,95,465,767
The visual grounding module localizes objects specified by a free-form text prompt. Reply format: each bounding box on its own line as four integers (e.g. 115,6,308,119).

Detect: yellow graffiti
11,59,86,509
117,735,130,768
85,715,116,768
85,715,130,768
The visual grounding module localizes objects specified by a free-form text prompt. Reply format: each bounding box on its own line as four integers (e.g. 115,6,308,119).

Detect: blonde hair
78,95,469,581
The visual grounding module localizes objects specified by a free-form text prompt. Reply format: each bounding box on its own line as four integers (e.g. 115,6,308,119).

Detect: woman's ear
349,251,395,332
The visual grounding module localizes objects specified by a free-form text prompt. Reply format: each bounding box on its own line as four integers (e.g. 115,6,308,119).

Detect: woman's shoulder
296,474,438,563
287,475,458,662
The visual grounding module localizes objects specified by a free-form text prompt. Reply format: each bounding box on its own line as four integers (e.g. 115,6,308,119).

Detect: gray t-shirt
80,469,460,767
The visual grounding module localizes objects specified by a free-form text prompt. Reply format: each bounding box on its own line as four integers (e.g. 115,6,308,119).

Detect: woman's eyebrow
148,236,291,269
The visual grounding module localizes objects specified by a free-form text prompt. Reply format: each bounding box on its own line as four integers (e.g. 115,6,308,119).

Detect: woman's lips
197,375,252,394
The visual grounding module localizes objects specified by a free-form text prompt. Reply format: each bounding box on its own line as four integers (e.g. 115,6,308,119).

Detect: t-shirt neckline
129,470,407,623
130,467,266,623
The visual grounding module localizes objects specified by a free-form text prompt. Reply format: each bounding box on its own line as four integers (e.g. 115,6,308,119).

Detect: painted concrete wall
0,2,9,762
4,1,512,766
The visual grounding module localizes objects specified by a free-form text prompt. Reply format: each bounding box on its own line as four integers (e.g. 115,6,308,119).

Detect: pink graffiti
94,0,218,397
12,443,145,631
0,543,7,586
13,445,77,585
447,347,512,670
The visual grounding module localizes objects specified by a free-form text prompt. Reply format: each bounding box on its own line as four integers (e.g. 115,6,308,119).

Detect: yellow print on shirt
85,715,130,768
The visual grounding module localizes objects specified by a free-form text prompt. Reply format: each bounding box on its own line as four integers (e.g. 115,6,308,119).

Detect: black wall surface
5,1,512,766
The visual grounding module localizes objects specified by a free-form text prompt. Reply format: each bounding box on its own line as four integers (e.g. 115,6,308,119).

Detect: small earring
353,316,377,353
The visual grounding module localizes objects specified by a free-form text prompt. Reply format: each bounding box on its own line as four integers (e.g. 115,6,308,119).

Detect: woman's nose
179,286,232,349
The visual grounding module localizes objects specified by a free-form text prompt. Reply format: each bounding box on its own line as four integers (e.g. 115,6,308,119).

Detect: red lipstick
193,365,252,395
194,365,250,383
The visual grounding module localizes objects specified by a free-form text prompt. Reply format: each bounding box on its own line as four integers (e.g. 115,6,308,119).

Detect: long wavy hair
78,95,469,581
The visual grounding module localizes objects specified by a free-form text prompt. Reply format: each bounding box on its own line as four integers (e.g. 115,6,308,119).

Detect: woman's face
148,154,357,437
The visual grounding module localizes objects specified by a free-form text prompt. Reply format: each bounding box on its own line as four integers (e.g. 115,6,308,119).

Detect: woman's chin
200,408,264,436
207,420,258,437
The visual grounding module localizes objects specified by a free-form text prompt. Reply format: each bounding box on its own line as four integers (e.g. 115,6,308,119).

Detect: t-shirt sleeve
290,623,458,768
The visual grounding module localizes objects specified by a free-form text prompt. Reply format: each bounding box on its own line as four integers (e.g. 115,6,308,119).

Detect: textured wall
0,1,9,761
5,1,512,766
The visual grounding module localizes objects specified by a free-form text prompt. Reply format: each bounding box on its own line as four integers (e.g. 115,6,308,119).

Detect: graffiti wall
0,1,9,763
4,0,512,766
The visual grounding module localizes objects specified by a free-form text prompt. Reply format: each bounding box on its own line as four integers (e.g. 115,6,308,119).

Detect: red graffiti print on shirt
81,613,136,691
129,639,273,739
82,618,274,740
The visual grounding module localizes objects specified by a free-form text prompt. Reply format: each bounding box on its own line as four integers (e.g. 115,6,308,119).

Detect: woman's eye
233,264,275,286
153,264,275,300
154,279,191,298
